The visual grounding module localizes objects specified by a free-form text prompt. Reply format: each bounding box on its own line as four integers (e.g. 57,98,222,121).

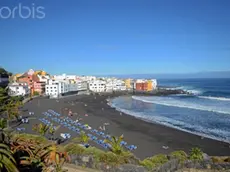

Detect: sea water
109,78,230,142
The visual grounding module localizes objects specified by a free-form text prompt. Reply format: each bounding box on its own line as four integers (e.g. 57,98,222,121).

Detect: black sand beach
18,94,230,160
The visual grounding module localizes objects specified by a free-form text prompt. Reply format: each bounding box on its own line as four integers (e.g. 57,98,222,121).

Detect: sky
0,0,230,75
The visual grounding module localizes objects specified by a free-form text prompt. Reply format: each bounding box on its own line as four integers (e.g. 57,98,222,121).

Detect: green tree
104,135,124,155
2,99,21,122
0,143,19,172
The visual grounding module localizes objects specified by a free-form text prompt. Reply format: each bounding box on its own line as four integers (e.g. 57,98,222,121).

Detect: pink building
33,82,46,94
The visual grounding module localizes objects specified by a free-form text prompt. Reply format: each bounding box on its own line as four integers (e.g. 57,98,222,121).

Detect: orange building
135,80,153,91
147,80,153,91
135,82,148,91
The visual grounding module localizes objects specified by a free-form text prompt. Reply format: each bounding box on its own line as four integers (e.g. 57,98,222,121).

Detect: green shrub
33,91,40,96
189,147,203,161
119,151,140,164
140,154,168,170
150,154,168,165
170,150,188,162
64,143,85,155
140,159,155,170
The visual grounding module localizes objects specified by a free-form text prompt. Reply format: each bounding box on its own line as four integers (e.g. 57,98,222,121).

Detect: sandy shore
18,93,230,160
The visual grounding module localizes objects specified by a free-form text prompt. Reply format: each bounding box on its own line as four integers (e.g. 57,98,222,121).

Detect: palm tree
71,131,89,145
49,125,60,141
0,143,19,172
104,135,124,155
33,123,50,136
79,131,89,144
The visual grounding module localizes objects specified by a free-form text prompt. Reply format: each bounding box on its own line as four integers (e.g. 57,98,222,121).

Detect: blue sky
0,0,230,75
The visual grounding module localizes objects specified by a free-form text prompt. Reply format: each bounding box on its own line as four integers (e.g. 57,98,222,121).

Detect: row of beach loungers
40,109,137,151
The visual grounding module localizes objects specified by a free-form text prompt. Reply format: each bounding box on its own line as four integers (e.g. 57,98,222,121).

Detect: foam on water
132,96,230,115
109,101,230,142
199,96,230,101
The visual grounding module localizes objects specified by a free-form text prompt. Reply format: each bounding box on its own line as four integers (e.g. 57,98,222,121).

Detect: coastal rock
115,164,147,172
202,153,210,161
97,163,147,172
155,159,181,172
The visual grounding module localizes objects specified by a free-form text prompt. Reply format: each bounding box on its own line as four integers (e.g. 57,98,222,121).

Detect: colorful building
17,69,46,95
135,79,155,91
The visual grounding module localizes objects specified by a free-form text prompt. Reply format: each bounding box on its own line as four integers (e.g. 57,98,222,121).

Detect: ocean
109,78,230,142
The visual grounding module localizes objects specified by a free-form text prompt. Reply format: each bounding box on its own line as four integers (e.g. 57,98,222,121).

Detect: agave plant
104,135,124,155
0,143,19,172
11,135,46,170
38,144,69,171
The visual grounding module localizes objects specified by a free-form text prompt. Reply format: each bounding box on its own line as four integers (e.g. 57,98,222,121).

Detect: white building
37,75,50,83
151,79,157,89
53,74,76,81
75,81,88,91
88,80,106,92
8,82,30,97
78,76,96,82
45,79,84,98
105,79,126,92
45,79,68,98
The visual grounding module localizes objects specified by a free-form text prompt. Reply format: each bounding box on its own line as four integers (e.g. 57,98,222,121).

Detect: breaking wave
132,96,230,115
109,100,230,143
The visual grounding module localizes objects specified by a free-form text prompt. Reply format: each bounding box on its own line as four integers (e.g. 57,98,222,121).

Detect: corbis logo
0,3,45,19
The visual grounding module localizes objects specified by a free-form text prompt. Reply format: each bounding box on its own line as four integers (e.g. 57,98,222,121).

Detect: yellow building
147,80,153,91
124,79,131,89
35,70,47,76
11,73,22,82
